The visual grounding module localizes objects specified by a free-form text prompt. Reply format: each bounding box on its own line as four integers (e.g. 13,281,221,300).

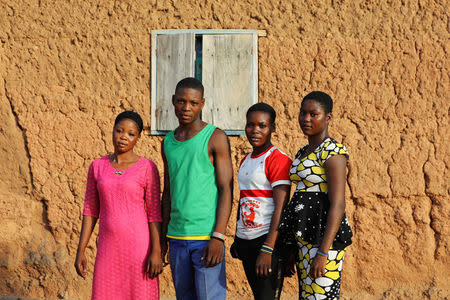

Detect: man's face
172,87,205,125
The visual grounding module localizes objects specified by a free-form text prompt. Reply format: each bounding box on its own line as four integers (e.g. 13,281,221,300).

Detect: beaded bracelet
260,244,273,255
263,242,274,248
316,250,328,257
260,248,273,255
262,244,274,251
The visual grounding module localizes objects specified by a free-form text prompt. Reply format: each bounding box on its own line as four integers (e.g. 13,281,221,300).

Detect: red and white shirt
236,145,292,240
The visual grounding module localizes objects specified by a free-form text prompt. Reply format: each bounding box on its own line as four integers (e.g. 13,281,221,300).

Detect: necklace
110,154,124,176
114,169,124,176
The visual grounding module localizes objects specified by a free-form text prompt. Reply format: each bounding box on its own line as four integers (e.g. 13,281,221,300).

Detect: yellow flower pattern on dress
290,138,349,193
296,236,346,300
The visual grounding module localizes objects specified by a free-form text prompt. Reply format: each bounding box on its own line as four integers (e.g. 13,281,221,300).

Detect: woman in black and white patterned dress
279,91,353,300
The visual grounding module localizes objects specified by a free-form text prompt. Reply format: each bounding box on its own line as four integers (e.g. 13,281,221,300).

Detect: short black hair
246,102,276,124
175,77,204,97
302,91,333,114
114,110,143,133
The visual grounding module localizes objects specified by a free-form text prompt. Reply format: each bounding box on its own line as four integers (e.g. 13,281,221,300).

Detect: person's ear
271,122,276,132
200,98,205,109
326,113,332,123
172,95,175,105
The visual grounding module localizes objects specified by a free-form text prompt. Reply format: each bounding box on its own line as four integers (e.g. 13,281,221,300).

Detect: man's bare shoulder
210,128,229,146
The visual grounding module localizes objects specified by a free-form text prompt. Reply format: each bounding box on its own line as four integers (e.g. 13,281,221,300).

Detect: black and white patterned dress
279,138,353,300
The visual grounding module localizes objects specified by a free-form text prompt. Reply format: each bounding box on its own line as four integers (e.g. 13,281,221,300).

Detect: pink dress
83,156,162,300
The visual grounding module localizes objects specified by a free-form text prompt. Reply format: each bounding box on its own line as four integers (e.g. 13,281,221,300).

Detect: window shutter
202,34,257,131
151,33,195,132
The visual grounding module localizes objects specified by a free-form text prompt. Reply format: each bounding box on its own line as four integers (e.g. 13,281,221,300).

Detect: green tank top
164,124,218,239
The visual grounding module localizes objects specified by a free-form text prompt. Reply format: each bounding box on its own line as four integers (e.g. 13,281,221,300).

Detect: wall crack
4,79,54,237
422,154,439,260
3,79,35,193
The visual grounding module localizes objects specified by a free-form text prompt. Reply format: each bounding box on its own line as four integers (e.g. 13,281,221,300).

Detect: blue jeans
168,239,226,300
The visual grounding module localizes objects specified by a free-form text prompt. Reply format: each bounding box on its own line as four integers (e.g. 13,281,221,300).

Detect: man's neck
174,120,208,142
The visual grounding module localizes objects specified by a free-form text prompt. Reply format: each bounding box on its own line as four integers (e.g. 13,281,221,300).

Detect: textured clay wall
0,0,448,299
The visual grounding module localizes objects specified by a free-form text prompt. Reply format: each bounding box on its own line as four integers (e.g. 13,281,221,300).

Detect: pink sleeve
83,162,100,218
145,160,162,223
265,149,293,187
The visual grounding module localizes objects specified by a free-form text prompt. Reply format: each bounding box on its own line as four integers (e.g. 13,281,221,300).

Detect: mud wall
0,0,448,299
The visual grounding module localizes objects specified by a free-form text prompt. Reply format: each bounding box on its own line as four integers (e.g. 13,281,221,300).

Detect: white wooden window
151,29,262,135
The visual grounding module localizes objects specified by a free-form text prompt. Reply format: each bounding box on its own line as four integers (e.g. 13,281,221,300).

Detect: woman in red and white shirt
231,103,292,300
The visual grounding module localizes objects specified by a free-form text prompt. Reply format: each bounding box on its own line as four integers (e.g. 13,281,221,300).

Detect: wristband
260,244,274,255
316,250,328,257
260,248,273,255
211,236,225,243
211,231,225,242
263,242,274,249
261,244,274,251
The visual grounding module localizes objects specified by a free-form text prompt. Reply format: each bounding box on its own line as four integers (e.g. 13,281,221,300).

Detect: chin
300,129,310,135
179,118,196,125
115,148,128,154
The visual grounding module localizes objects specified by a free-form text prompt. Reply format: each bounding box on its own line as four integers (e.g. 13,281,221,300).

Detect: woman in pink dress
75,110,163,300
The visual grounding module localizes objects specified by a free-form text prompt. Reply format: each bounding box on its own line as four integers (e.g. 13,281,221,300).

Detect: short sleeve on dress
83,162,100,218
318,140,349,166
145,160,162,223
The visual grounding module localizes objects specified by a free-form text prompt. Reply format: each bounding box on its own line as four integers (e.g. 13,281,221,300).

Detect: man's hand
161,237,169,266
201,238,224,267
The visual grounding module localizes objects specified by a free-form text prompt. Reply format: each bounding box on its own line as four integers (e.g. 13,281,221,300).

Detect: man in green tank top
161,77,233,300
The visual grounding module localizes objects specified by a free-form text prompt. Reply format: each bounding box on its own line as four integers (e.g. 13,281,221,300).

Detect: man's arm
211,129,233,235
202,129,233,267
160,139,171,265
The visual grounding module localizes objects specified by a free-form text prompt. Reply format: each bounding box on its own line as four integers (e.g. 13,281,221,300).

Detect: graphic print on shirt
240,199,262,228
236,146,292,240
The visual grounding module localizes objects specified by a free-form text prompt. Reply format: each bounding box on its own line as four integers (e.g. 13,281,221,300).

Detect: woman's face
112,119,140,154
298,99,330,136
245,111,274,150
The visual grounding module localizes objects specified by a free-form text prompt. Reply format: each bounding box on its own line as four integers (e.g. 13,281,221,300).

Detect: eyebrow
300,108,320,112
247,120,270,123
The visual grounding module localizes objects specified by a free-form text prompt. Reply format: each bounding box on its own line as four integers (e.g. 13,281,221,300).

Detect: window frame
150,29,262,135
